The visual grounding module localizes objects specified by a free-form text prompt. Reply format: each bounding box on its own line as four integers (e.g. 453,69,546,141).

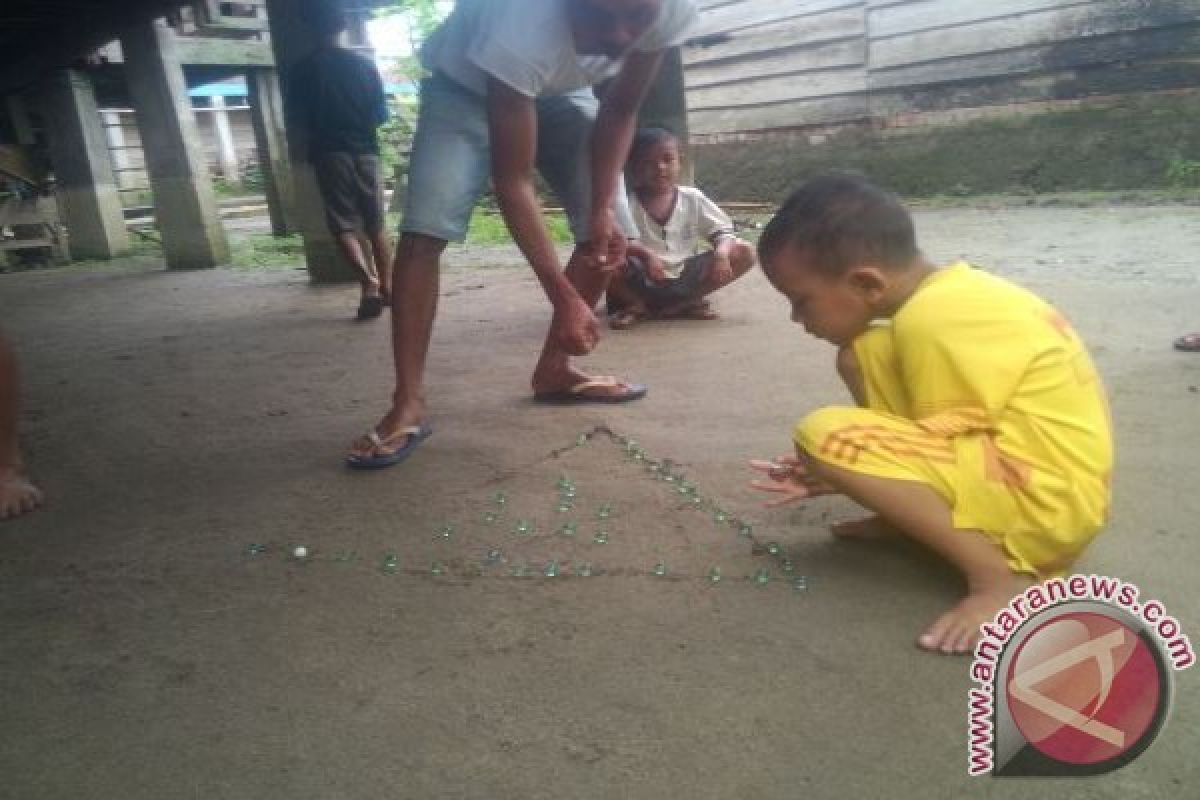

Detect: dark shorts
623,252,713,310
313,152,385,236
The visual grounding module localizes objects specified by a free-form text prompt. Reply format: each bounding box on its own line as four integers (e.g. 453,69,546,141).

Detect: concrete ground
1,205,1198,799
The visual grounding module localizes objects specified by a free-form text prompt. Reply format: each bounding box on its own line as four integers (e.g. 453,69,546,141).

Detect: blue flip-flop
346,423,433,470
533,376,648,405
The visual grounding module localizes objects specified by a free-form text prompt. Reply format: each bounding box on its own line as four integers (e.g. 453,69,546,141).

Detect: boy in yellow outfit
750,174,1112,654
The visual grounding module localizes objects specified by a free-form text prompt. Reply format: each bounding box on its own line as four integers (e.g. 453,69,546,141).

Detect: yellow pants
793,327,1100,577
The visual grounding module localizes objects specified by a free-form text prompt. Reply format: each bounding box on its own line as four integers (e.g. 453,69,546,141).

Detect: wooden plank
693,0,864,39
870,1,1200,70
684,8,864,66
868,59,1200,117
687,39,866,88
869,0,1091,39
689,65,866,107
691,94,869,133
869,24,1200,90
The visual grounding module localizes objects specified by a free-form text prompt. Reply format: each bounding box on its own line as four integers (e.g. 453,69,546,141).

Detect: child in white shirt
607,128,757,328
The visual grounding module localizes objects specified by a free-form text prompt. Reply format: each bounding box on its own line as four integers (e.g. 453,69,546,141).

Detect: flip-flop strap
367,425,423,449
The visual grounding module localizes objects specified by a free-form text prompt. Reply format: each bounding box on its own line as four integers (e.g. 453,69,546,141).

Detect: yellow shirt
893,263,1112,569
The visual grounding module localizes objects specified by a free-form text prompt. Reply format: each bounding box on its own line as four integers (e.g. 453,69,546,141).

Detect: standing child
606,127,756,329
288,3,392,320
749,174,1113,655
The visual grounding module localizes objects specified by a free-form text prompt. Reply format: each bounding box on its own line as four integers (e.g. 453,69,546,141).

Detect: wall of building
686,0,1200,198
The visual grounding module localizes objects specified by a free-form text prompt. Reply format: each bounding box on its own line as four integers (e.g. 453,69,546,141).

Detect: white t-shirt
421,0,698,98
631,186,735,275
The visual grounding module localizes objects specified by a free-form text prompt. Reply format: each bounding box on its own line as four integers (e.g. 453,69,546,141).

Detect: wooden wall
684,0,1200,136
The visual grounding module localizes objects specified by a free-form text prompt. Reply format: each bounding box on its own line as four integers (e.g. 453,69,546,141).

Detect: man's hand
551,291,601,356
711,253,734,286
748,455,837,507
588,207,624,270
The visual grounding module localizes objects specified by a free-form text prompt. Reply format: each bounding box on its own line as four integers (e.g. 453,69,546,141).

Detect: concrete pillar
210,95,241,185
100,111,131,183
121,18,229,269
246,67,296,236
638,47,693,184
265,0,358,283
39,69,130,260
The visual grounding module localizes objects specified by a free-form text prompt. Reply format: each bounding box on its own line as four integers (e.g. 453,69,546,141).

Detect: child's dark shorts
624,253,712,309
313,152,385,236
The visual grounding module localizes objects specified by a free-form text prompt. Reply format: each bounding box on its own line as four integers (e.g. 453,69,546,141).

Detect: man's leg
531,90,642,398
346,73,491,462
0,331,43,520
347,232,445,458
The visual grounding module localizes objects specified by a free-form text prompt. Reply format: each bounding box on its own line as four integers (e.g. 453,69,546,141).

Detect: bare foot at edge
0,470,43,521
831,515,900,540
918,574,1034,655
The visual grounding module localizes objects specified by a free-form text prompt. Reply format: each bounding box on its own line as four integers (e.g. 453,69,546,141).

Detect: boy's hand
748,456,837,507
645,256,670,285
711,253,734,286
551,292,600,356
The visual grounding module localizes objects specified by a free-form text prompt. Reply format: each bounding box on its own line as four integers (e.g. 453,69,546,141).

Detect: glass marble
754,568,771,586
543,561,560,578
652,562,668,577
592,531,609,545
708,567,723,583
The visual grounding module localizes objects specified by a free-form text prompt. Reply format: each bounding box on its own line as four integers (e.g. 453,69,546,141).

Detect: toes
918,612,956,652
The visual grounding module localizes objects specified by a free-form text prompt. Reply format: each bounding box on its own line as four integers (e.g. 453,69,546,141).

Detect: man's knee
398,232,448,260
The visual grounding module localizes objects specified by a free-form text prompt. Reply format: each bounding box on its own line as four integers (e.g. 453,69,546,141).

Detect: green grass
384,209,573,246
228,233,307,270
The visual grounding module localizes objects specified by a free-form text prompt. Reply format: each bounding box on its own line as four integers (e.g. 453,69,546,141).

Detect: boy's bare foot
608,308,645,330
0,468,43,521
918,573,1033,655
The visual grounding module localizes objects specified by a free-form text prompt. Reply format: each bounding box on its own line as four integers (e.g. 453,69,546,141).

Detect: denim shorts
400,72,636,244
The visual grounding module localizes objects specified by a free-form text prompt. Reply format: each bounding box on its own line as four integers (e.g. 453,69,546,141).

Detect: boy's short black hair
758,173,919,277
628,126,679,167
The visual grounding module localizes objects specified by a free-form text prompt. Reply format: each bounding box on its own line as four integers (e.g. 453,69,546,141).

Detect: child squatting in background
606,128,756,328
749,174,1113,654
